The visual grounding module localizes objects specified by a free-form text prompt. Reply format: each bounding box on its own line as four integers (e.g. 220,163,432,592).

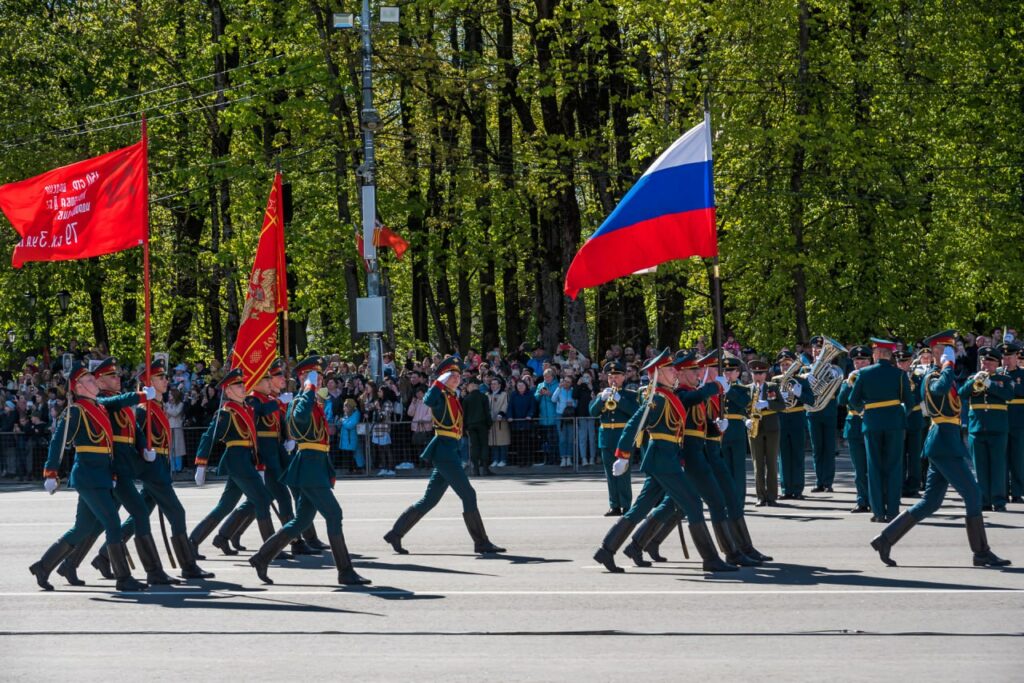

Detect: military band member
776,351,814,500
719,355,751,508
960,346,1014,511
871,331,1011,567
896,349,925,497
383,357,505,555
806,337,838,493
837,346,873,513
250,356,370,585
1000,342,1024,504
189,368,277,554
913,346,937,487
593,349,734,573
849,338,915,522
589,361,640,516
29,363,147,592
745,360,785,506
54,358,176,586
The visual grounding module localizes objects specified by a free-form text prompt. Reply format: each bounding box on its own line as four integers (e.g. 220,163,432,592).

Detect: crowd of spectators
1,327,1016,480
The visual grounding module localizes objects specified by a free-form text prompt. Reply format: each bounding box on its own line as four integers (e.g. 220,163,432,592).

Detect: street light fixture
24,292,36,308
7,330,15,345
57,290,71,313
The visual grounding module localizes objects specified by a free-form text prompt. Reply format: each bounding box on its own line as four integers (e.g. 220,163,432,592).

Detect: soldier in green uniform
54,358,177,586
462,376,492,476
592,349,734,573
189,368,278,554
29,363,147,592
249,356,370,585
589,361,639,516
383,357,505,555
745,360,785,506
849,338,914,522
871,331,1011,567
719,355,751,508
896,349,925,497
806,337,839,493
961,346,1014,511
776,351,815,500
837,346,872,513
1000,342,1024,504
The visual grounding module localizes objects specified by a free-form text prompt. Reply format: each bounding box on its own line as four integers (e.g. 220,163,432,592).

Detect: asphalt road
1,461,1022,681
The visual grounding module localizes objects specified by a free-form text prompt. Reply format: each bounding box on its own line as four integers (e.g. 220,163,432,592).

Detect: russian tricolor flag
564,116,717,299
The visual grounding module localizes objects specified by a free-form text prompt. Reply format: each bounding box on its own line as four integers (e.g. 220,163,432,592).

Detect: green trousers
969,432,1008,507
61,486,122,546
600,446,632,510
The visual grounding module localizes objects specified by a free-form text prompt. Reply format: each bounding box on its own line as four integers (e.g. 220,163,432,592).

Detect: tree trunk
788,1,812,344
496,0,523,353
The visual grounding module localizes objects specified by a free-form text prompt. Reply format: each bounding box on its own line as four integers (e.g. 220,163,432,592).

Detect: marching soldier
589,361,640,516
871,331,1010,567
776,351,814,500
250,356,370,585
1000,342,1024,504
806,337,838,493
837,346,872,513
745,359,785,506
849,338,914,522
896,349,925,497
593,349,734,573
189,368,278,554
960,346,1014,511
719,354,751,508
29,363,148,592
383,357,505,555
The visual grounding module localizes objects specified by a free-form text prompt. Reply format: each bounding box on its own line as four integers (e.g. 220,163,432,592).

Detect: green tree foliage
0,0,1020,367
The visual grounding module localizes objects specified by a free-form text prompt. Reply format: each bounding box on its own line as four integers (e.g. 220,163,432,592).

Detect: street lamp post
57,290,71,314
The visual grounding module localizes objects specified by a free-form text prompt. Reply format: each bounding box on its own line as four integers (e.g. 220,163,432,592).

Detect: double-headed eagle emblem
241,267,278,320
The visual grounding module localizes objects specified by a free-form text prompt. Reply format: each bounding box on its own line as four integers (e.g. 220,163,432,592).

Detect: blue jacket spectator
534,370,559,426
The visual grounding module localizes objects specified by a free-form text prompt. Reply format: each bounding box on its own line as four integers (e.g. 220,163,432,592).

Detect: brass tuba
805,337,848,413
772,358,805,408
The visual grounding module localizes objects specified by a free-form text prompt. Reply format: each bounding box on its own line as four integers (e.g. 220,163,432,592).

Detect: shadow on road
681,562,1018,590
92,589,382,615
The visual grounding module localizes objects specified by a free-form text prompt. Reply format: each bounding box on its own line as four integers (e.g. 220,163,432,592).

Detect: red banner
356,220,409,270
0,140,148,268
232,173,288,391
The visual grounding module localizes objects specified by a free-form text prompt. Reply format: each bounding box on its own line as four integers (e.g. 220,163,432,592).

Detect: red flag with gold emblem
232,173,288,390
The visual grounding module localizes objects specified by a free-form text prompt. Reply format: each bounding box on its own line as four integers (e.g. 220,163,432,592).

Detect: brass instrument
748,383,762,438
973,370,990,394
604,392,618,412
804,336,848,413
772,359,805,408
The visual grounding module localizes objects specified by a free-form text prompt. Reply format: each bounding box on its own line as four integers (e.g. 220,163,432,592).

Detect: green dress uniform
721,382,752,507
902,364,927,496
999,342,1024,503
592,349,734,574
383,357,504,555
870,332,1010,568
848,341,914,521
462,384,492,476
837,353,869,511
589,362,640,515
745,366,786,505
29,363,147,592
960,349,1014,510
777,353,815,499
805,337,838,491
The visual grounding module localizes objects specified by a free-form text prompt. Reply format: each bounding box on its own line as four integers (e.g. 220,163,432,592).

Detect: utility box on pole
356,296,386,335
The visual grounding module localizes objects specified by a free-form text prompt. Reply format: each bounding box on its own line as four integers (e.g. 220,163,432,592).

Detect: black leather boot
29,540,75,591
593,517,636,573
188,515,220,560
384,506,426,554
249,529,295,585
689,523,738,572
329,531,371,585
303,525,330,552
622,516,662,567
212,508,249,556
870,510,918,567
258,517,292,560
463,509,506,553
230,510,256,551
170,533,214,579
136,534,181,585
91,544,114,580
966,515,1012,567
731,517,772,562
107,543,147,592
647,512,683,562
57,530,101,586
713,520,759,567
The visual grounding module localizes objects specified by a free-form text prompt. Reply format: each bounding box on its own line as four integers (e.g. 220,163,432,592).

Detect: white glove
982,377,992,389
716,418,729,432
805,373,816,385
284,439,296,452
613,391,621,402
744,419,754,430
258,470,266,483
306,370,319,387
44,477,58,494
781,390,791,402
612,458,629,477
941,346,956,365
714,376,730,393
437,371,454,386
143,386,157,400
791,382,803,397
143,448,157,462
194,465,206,487
755,400,769,410
278,392,293,405
919,401,927,412
600,388,613,400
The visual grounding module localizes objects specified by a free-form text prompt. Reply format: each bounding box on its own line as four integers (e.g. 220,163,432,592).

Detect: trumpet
603,388,620,412
973,370,990,394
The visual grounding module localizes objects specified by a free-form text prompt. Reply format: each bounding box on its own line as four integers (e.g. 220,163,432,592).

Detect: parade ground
2,463,1022,681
